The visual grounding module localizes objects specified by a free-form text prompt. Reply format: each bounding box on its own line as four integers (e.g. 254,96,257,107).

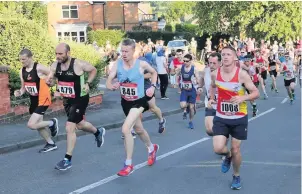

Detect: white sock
125,159,132,165
148,144,154,153
49,121,54,127
48,140,54,145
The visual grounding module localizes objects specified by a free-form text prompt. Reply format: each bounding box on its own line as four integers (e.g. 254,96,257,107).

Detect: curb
0,103,204,154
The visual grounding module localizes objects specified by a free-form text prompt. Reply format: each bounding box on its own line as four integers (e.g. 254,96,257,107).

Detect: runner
178,54,200,129
280,52,296,104
208,46,259,190
255,50,268,99
138,51,166,133
14,49,59,153
241,54,259,117
297,54,302,87
47,43,106,171
106,39,159,176
199,52,221,136
268,52,279,93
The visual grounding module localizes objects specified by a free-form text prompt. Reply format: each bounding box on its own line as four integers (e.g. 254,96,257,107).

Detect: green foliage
132,25,152,32
64,41,106,91
87,29,125,47
0,17,106,99
151,2,196,23
194,1,302,41
175,24,198,35
126,31,195,44
0,2,47,28
165,24,173,32
0,17,55,95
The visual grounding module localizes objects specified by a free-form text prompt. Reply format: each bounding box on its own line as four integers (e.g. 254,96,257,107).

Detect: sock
160,118,164,123
148,144,154,153
94,129,100,137
49,121,54,127
64,154,72,161
47,140,55,145
125,159,132,165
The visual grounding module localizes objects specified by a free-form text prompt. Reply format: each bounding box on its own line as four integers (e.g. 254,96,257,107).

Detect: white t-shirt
156,56,167,74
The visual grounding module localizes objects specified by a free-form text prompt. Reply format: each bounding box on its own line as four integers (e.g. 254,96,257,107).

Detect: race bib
221,101,240,115
120,83,138,101
182,81,192,90
58,81,75,98
285,71,294,79
24,82,38,96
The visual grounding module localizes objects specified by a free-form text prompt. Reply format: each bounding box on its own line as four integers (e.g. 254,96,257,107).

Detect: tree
194,1,247,35
164,2,197,23
235,2,302,41
0,2,47,28
194,1,302,41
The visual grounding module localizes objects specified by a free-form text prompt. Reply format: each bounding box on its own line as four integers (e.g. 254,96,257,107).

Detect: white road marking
281,97,288,104
69,108,276,194
248,108,276,122
98,84,106,88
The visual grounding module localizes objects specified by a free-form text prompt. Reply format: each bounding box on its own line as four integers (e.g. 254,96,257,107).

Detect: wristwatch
151,84,156,88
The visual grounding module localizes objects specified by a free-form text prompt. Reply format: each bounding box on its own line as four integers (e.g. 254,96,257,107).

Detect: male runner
255,50,268,99
199,52,221,135
241,54,259,117
106,39,159,176
178,54,200,129
47,43,105,171
208,46,259,190
138,50,166,133
121,50,166,139
15,49,59,153
280,52,296,104
268,52,280,92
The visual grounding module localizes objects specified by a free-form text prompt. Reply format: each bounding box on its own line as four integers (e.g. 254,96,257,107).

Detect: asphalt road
0,78,300,194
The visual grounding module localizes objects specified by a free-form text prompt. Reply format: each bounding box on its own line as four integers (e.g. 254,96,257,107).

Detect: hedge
0,17,106,100
126,31,195,44
87,29,125,47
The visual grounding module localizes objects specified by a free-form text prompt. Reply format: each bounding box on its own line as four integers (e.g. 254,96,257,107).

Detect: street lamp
157,18,166,31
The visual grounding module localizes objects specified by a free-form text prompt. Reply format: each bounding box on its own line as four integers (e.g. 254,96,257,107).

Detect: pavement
0,77,204,154
0,77,300,194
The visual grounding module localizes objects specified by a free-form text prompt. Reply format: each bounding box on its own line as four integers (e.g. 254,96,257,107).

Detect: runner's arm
240,70,260,101
78,59,97,84
18,69,26,95
209,70,217,100
36,63,50,77
46,62,58,87
106,62,118,90
198,71,205,88
141,61,157,85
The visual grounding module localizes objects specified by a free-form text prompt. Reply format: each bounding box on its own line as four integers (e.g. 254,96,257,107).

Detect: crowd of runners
13,36,301,190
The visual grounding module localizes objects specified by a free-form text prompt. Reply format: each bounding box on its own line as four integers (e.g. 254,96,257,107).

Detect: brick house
47,1,158,42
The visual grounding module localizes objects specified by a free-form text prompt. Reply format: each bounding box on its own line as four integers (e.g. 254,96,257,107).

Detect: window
62,5,78,19
79,31,85,42
57,31,86,42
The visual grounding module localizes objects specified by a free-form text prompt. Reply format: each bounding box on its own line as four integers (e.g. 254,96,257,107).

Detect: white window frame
55,24,88,43
62,5,79,19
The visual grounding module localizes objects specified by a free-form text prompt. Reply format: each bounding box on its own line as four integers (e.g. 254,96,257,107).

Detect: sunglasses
183,60,190,63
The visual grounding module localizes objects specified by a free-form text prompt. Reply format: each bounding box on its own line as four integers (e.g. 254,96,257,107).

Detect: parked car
167,39,190,54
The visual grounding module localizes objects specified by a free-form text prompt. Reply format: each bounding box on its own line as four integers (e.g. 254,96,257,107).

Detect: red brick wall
0,73,11,115
47,1,94,36
47,1,155,34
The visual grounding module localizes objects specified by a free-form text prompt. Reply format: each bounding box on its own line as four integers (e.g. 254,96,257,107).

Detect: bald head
55,43,70,63
56,43,70,53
